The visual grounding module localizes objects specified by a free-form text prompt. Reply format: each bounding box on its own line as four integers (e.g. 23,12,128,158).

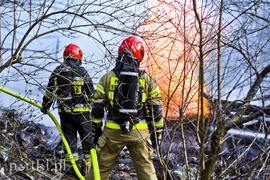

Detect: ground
1,109,270,179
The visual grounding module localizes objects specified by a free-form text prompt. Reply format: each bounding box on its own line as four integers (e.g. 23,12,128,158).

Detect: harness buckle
121,121,132,133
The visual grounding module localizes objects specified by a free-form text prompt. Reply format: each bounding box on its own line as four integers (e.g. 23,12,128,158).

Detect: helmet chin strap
119,54,124,62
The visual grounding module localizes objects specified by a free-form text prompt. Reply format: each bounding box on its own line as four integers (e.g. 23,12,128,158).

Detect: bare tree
201,1,270,179
0,0,149,178
2,0,270,179
0,0,147,120
140,0,270,179
1,0,147,74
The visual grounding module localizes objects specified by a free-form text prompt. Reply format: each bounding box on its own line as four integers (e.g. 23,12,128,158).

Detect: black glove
94,133,102,145
40,105,48,114
91,123,102,145
150,129,163,149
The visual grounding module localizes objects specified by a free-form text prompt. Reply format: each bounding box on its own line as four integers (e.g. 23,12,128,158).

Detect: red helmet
118,36,144,61
63,43,83,60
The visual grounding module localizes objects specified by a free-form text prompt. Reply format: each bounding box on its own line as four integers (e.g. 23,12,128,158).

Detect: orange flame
139,0,209,119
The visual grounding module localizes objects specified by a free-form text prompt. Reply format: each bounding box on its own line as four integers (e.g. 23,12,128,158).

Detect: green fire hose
0,86,100,180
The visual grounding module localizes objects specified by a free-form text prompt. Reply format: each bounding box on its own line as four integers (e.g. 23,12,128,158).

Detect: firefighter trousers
96,127,158,180
60,112,92,155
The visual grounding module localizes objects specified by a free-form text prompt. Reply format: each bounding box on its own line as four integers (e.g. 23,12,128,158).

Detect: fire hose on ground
0,86,100,180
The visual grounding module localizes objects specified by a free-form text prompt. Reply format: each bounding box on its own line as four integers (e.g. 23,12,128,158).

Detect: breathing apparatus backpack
112,65,144,133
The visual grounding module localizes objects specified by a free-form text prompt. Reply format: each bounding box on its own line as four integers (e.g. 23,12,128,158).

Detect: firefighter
90,36,164,180
40,43,95,176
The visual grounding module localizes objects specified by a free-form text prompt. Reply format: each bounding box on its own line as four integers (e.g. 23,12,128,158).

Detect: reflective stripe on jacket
105,121,148,130
58,106,90,113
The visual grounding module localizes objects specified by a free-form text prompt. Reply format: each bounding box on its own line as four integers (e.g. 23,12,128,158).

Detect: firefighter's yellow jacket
90,69,164,131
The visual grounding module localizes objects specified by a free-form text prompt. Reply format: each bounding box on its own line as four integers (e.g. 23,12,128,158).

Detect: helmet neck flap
116,52,140,69
64,58,82,68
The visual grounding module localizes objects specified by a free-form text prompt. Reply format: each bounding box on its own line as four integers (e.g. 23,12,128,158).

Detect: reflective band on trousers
58,106,89,113
105,121,148,130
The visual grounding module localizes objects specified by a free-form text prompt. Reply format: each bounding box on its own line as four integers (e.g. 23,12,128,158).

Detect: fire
139,0,209,119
